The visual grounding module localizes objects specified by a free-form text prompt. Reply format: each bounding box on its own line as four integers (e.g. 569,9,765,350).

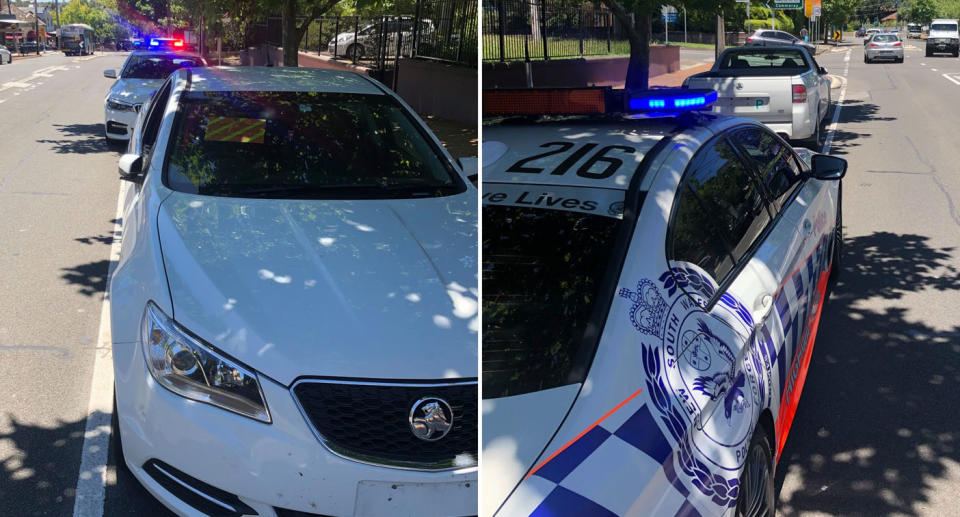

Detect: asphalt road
0,51,171,516
775,41,960,515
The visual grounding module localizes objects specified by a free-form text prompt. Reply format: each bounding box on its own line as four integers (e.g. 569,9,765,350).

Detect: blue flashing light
150,39,159,46
627,89,718,113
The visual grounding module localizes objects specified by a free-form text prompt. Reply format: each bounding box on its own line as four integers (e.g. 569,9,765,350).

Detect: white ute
684,46,831,146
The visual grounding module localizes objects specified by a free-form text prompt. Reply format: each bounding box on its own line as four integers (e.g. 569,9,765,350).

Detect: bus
61,24,94,56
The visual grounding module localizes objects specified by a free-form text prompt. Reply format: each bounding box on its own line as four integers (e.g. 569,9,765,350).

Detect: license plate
354,480,476,517
714,96,770,113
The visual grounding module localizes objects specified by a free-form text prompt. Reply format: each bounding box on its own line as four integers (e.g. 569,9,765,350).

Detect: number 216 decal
506,142,636,179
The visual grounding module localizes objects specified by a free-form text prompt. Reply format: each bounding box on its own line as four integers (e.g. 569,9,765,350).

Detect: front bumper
104,105,138,140
115,344,477,517
926,41,959,53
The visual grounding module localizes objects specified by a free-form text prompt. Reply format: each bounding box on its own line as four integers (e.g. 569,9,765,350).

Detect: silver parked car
745,29,816,52
865,33,904,63
0,46,10,64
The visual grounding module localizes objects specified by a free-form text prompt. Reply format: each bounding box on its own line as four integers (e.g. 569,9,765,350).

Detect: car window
732,128,802,212
140,78,173,166
675,138,771,271
482,205,622,398
774,31,795,41
671,182,736,285
121,55,204,79
718,49,808,69
931,23,957,31
873,35,899,42
165,90,464,198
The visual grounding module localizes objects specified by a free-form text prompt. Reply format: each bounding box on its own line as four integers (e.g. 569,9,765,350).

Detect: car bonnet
110,78,165,105
156,192,478,386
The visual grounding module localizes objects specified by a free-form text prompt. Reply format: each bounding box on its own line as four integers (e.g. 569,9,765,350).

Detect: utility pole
33,0,39,54
55,0,60,50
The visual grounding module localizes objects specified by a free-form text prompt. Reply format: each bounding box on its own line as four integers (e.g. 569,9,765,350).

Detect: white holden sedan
110,66,478,517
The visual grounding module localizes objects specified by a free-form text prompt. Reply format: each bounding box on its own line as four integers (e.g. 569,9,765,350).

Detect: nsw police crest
627,264,764,509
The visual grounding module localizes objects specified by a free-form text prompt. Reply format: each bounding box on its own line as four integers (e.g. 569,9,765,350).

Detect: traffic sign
774,0,803,8
662,13,678,22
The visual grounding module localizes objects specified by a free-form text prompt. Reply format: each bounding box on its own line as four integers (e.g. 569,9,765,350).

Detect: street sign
662,13,678,22
813,5,821,17
774,0,803,8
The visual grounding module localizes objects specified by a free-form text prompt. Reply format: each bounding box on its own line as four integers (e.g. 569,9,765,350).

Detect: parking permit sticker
205,117,266,144
483,182,626,219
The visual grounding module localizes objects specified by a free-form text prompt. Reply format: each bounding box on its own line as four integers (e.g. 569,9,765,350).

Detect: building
0,0,49,53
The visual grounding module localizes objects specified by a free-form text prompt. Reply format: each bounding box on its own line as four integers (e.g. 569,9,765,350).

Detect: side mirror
103,69,117,79
118,153,144,183
457,157,478,186
819,67,828,75
810,154,846,180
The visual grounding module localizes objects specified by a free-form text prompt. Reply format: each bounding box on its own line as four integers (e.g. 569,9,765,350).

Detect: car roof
483,117,683,191
184,66,384,95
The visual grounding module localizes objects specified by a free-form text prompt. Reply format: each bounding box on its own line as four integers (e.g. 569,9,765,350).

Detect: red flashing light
483,88,607,116
173,40,184,47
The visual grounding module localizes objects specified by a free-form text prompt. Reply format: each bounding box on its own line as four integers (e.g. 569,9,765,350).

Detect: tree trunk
715,11,725,60
602,0,648,90
282,0,299,66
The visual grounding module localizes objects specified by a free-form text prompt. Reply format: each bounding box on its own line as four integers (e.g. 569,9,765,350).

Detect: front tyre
735,428,775,517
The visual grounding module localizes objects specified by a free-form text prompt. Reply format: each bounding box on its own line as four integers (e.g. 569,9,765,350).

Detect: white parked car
328,18,434,59
111,66,478,517
685,46,832,146
103,51,206,142
481,88,844,517
0,46,10,64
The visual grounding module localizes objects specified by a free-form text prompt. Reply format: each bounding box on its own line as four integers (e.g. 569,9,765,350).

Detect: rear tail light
869,43,879,47
746,37,755,42
792,84,807,104
893,42,902,46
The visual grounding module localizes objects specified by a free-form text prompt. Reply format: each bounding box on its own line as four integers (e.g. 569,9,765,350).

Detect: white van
927,18,960,56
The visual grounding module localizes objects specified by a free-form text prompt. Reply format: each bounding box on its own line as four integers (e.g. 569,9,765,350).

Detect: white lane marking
0,66,69,92
822,50,851,155
922,62,927,66
844,52,851,62
72,182,126,517
932,68,939,72
943,73,960,85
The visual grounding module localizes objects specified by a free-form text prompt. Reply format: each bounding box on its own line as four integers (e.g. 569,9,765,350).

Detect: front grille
106,121,127,135
292,379,477,469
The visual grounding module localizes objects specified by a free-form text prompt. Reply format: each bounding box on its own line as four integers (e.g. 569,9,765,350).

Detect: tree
903,0,939,24
595,0,739,90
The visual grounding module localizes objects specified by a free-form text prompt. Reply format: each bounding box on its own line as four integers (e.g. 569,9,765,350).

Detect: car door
809,54,830,120
667,126,824,454
726,126,833,452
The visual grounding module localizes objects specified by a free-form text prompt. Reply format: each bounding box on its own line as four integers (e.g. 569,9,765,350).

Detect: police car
482,88,845,516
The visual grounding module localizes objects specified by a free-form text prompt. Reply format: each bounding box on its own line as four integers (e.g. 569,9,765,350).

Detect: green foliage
898,0,940,25
60,0,129,41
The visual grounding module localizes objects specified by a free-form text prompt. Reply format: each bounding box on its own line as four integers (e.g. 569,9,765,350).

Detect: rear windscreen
872,35,899,42
482,205,622,398
931,24,957,31
719,49,808,70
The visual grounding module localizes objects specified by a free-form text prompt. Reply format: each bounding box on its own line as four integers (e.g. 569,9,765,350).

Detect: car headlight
106,98,136,111
141,302,271,423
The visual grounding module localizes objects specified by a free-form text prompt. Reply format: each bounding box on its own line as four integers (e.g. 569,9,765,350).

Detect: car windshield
873,35,899,42
719,49,807,69
482,204,623,398
931,24,957,31
122,55,204,79
165,90,464,198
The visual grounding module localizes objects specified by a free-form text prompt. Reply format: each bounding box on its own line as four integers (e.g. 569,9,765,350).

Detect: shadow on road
776,231,960,516
37,123,123,155
0,412,92,513
60,259,111,297
827,99,894,156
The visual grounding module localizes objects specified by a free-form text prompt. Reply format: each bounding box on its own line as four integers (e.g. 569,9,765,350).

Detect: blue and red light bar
482,87,716,117
626,89,718,112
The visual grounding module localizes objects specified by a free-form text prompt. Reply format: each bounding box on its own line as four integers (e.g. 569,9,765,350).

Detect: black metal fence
483,0,633,61
298,0,477,69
